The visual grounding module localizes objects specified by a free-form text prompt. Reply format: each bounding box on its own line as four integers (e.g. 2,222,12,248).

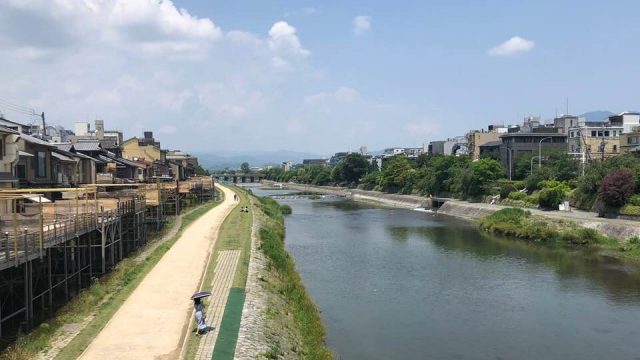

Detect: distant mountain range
579,110,615,121
193,149,326,170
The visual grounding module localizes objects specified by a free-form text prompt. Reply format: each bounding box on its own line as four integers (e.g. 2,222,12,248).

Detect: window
613,145,618,152
604,131,610,137
37,151,46,178
591,130,597,137
17,165,26,179
597,131,603,137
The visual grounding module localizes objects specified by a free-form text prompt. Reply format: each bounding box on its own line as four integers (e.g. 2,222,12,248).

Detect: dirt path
194,250,241,359
78,185,238,360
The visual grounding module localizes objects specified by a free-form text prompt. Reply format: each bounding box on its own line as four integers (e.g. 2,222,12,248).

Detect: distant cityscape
278,111,640,179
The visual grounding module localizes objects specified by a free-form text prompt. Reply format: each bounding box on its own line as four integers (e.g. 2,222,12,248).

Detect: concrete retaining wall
437,201,498,221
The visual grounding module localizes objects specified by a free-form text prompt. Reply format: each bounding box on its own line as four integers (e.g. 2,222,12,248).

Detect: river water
249,186,640,360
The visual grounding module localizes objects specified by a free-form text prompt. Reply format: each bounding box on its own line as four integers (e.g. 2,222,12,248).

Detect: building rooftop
74,140,102,151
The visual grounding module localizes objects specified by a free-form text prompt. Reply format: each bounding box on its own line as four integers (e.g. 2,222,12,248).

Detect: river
248,186,640,360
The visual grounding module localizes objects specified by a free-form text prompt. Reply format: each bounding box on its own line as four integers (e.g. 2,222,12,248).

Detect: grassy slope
480,207,640,261
257,197,333,360
184,186,252,359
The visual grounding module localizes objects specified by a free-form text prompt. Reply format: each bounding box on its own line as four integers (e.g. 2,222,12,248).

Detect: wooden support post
63,239,68,301
38,196,43,258
84,192,88,230
101,221,106,274
13,201,18,267
75,189,79,236
94,189,99,228
47,247,53,316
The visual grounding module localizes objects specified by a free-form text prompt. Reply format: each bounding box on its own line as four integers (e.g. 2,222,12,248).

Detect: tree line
262,152,640,215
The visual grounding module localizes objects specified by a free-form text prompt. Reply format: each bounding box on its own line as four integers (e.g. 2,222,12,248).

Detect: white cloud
353,15,371,35
0,0,223,57
268,21,310,57
488,36,535,56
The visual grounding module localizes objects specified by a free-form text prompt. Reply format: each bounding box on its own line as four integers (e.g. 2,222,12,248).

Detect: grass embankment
184,187,251,359
257,197,333,360
480,207,640,259
0,194,222,360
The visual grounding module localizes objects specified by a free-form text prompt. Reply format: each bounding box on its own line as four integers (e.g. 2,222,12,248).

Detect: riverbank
263,181,640,242
235,195,332,359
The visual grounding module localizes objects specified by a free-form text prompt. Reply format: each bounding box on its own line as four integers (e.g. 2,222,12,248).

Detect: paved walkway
195,250,241,360
78,185,237,360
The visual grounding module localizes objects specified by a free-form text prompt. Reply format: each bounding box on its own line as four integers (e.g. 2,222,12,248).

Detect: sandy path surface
79,185,237,360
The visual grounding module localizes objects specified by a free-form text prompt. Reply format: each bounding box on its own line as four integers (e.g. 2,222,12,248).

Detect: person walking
193,298,207,335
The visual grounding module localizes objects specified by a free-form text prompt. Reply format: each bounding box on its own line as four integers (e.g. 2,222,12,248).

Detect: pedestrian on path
194,298,207,335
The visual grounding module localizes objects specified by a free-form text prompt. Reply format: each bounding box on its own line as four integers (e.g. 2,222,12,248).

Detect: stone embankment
269,182,429,209
263,181,640,241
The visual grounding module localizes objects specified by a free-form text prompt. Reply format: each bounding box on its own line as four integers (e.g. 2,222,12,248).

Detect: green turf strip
211,287,246,360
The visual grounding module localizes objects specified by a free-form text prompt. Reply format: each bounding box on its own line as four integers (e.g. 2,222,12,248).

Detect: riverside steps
0,177,215,344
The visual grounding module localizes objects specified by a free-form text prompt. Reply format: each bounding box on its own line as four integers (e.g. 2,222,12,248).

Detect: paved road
79,185,238,360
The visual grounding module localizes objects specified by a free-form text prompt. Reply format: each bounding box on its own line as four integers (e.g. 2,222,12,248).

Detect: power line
0,97,37,117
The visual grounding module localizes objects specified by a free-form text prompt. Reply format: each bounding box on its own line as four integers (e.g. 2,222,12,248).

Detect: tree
598,169,636,207
538,180,570,209
380,155,414,193
456,158,505,199
574,153,640,210
336,153,371,184
194,164,210,176
240,162,250,173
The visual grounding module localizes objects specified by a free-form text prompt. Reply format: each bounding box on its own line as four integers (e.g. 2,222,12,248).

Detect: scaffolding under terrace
0,176,216,345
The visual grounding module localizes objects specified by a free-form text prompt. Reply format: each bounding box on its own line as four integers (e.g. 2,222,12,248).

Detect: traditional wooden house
16,134,58,187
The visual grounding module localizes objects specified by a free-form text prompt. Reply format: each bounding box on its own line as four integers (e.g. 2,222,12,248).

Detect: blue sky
0,1,639,154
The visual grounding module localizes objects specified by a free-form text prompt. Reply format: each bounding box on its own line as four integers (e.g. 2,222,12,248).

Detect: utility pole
41,112,46,137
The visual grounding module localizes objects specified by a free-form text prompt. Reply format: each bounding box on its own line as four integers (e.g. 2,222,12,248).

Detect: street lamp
538,137,553,168
530,156,540,175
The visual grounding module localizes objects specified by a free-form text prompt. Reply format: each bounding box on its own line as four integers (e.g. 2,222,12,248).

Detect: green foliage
619,204,640,216
332,153,372,184
413,155,471,196
574,153,640,210
194,164,210,176
508,191,527,201
258,197,333,360
360,170,381,190
379,155,415,193
280,204,292,215
240,162,250,173
481,208,613,246
630,194,640,206
537,180,570,209
455,158,505,199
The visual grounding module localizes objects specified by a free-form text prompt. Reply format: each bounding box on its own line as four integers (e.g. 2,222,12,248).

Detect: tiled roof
21,133,55,147
55,143,74,152
73,140,102,151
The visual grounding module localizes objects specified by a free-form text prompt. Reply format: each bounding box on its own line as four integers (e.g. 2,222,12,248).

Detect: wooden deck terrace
0,197,145,272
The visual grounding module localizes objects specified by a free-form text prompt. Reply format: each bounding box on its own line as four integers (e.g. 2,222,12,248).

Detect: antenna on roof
566,97,569,115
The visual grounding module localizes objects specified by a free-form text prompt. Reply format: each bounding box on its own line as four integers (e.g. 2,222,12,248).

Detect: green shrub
507,191,527,201
537,180,570,209
525,193,539,205
619,204,640,217
629,194,640,206
500,183,517,199
280,204,292,215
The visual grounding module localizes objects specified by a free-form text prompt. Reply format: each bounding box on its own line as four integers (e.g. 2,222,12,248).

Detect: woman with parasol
192,291,211,335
